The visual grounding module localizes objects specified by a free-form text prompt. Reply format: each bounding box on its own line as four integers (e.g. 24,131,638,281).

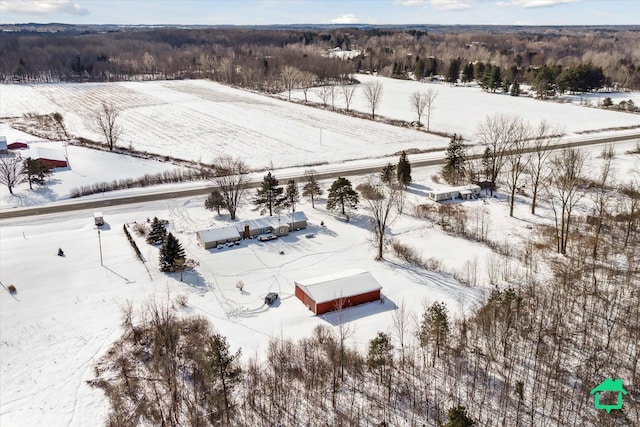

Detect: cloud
331,13,358,24
393,0,426,5
0,0,89,16
430,0,473,11
496,0,580,8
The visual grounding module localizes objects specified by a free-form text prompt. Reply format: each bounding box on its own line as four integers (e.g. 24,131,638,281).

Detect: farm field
0,80,450,170
288,74,640,138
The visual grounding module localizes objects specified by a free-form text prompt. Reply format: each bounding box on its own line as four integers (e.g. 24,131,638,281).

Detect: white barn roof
197,225,240,243
295,269,382,304
37,147,66,161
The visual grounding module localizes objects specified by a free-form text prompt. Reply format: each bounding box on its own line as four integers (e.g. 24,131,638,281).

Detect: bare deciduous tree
528,120,563,214
94,101,122,151
503,118,530,217
424,88,438,131
363,81,383,119
477,113,519,195
0,156,24,195
357,177,403,260
544,148,587,254
409,91,427,127
341,84,357,111
315,85,332,107
281,65,300,100
212,155,249,220
299,71,317,103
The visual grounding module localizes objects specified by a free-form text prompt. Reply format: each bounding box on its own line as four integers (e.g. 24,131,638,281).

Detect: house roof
37,147,66,162
235,211,308,233
295,269,382,304
429,184,481,196
590,378,627,394
197,225,240,243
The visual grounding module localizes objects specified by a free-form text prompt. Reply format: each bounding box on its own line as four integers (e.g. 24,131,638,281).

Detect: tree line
2,25,638,91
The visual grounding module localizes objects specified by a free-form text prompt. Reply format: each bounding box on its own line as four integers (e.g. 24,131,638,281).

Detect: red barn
295,269,382,315
37,147,68,168
8,142,28,150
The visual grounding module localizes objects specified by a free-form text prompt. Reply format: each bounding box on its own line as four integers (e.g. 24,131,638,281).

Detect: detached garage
196,225,241,249
295,269,383,315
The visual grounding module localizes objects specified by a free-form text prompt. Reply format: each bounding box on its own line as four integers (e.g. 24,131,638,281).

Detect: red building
37,147,68,168
295,269,383,315
8,142,28,150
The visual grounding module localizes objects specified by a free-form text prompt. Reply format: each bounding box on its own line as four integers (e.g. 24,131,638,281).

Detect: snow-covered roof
37,147,66,161
197,225,240,243
235,211,308,233
429,184,480,195
295,269,382,304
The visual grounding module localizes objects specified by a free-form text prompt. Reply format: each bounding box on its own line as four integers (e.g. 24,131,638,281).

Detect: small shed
264,292,279,306
196,225,241,249
8,142,28,150
295,269,383,315
94,212,104,226
37,147,68,168
0,136,7,154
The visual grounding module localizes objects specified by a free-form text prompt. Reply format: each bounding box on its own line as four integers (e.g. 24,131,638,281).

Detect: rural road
1,131,638,220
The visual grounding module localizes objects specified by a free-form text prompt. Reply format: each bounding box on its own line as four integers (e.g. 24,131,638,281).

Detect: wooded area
2,25,639,93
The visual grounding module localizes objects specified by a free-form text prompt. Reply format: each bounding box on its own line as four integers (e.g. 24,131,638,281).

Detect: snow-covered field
1,74,639,425
288,74,640,137
0,80,449,170
2,138,638,425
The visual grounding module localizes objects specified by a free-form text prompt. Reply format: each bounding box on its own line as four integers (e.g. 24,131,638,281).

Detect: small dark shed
264,292,279,305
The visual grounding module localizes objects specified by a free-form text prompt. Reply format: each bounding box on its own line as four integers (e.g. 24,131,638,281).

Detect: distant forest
1,24,640,94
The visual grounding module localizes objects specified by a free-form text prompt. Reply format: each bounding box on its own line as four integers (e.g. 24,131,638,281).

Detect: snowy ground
0,80,449,170
287,74,640,138
2,139,638,426
1,75,639,425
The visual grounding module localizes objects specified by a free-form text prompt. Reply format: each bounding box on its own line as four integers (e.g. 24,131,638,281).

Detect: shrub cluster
70,169,209,198
123,224,143,262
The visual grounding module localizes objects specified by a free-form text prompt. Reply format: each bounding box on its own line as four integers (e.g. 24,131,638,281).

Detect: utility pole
97,228,103,266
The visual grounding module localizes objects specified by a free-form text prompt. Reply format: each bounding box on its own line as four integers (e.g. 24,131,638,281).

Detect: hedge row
123,224,144,262
70,168,211,198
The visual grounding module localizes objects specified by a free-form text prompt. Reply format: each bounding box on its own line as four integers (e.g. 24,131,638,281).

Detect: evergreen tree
146,217,167,245
462,62,474,83
446,58,461,83
367,331,394,375
21,157,52,190
327,176,358,216
418,301,450,366
254,172,284,216
397,151,412,187
283,179,300,213
510,80,520,96
205,333,242,425
302,170,323,208
444,405,476,427
442,133,466,185
380,162,395,185
481,146,493,182
205,189,226,215
159,232,185,272
490,65,502,92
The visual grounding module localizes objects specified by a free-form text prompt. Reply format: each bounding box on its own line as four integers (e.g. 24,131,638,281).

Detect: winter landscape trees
0,156,24,195
93,101,122,151
254,172,284,216
211,156,249,220
326,176,358,216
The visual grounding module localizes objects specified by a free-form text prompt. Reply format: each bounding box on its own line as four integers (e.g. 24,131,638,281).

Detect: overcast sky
0,0,638,26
